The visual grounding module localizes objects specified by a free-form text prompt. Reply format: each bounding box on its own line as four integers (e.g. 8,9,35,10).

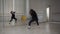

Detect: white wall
15,0,26,21
1,0,60,26
0,0,4,31
0,0,1,22
0,0,4,22
3,0,26,26
4,0,13,22
4,0,25,22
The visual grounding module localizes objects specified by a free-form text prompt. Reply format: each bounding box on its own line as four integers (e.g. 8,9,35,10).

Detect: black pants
29,18,39,26
10,17,17,23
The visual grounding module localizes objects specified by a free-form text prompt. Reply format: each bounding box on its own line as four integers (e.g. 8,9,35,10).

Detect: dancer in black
28,9,39,28
9,11,17,24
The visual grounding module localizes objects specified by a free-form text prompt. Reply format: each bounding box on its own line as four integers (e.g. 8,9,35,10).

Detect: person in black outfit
10,11,17,24
29,9,39,27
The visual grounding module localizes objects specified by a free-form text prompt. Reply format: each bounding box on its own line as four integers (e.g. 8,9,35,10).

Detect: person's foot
9,23,10,24
28,26,31,29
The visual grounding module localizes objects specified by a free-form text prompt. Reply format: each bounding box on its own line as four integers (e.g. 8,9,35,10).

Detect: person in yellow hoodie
21,15,27,23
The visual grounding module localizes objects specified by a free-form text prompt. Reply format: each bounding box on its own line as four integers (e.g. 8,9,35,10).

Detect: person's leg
29,19,34,26
10,17,13,22
14,17,17,23
28,19,34,29
9,17,13,24
35,19,39,26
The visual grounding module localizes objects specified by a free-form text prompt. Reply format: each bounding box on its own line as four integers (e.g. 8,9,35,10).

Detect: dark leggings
10,17,17,22
29,19,39,26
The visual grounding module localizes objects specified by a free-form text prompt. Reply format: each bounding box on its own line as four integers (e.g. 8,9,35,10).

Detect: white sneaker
28,26,31,29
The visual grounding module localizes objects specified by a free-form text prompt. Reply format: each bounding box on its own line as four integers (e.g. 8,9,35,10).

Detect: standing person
28,9,39,29
9,11,17,24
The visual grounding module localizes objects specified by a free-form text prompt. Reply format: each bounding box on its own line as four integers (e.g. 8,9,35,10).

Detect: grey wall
29,0,49,22
49,0,60,21
29,0,60,22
